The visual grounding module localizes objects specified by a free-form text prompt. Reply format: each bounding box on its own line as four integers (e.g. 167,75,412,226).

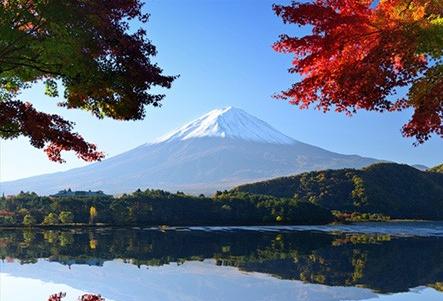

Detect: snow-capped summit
155,107,296,145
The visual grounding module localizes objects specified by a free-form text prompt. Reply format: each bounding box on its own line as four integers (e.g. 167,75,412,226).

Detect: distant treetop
51,189,110,198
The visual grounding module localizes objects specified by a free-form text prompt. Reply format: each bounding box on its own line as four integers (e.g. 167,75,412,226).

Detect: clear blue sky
1,0,441,182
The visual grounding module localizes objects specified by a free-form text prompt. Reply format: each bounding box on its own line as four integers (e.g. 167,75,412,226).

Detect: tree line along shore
1,163,442,227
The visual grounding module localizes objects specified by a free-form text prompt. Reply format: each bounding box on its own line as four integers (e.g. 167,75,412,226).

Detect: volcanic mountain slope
0,107,381,195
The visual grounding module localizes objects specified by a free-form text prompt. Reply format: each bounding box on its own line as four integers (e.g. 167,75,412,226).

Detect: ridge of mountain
0,107,382,195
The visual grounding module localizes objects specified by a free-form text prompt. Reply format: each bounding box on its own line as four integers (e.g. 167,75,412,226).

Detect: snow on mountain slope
155,107,296,145
0,107,382,195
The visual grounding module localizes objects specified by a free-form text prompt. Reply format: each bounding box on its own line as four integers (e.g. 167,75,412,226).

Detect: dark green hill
232,163,443,220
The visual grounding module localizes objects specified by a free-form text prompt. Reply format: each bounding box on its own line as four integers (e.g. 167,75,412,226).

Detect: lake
1,222,443,301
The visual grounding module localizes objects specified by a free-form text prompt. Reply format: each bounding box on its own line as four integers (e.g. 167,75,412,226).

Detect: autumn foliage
0,1,175,162
273,0,442,142
48,292,104,301
1,101,103,162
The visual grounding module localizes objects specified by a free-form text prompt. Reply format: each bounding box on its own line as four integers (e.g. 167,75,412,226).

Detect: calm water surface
1,222,443,301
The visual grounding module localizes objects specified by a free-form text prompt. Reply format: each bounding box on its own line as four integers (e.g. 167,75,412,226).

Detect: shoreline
0,219,440,230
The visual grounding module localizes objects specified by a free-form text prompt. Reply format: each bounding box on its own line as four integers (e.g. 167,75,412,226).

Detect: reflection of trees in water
1,228,442,294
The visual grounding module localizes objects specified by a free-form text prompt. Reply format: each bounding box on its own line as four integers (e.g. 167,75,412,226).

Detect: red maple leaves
273,0,442,142
0,101,103,163
48,292,104,301
79,294,104,301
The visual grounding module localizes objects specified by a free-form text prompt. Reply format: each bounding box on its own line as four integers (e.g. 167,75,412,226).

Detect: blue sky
1,0,441,182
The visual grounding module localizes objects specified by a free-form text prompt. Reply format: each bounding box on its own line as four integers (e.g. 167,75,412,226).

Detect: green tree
59,211,74,224
43,213,59,225
1,216,16,225
18,208,29,217
0,1,176,162
23,214,36,226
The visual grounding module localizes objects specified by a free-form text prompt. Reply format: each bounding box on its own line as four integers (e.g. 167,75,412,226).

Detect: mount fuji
0,107,381,195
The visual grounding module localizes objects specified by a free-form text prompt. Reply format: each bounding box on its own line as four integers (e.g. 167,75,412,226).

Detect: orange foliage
274,0,442,142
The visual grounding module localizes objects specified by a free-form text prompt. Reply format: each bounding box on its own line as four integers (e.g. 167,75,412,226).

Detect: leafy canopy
273,0,443,143
0,0,176,162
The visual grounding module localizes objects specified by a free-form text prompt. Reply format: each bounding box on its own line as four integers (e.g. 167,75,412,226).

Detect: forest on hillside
233,163,443,220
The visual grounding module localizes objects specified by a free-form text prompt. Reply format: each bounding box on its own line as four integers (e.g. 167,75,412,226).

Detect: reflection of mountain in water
2,260,380,301
0,226,443,295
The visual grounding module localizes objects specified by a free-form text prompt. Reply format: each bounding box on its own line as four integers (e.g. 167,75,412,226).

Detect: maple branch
0,100,104,162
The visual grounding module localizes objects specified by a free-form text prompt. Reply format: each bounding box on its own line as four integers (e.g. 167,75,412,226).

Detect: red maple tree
48,292,104,301
273,0,442,142
0,1,175,162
